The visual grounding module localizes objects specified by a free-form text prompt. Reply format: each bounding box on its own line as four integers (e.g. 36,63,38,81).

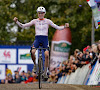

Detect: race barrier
86,61,100,85
57,61,100,85
0,45,42,80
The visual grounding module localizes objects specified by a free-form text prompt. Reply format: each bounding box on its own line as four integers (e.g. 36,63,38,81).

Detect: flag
86,0,100,29
87,0,91,6
87,0,97,7
92,7,100,29
97,20,100,27
17,67,22,72
95,0,100,3
95,0,100,10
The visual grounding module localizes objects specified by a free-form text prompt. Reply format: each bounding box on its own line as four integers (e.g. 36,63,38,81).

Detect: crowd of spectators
0,43,100,84
47,43,100,83
0,68,38,84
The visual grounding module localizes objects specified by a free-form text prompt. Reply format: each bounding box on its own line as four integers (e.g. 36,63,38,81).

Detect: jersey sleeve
16,19,35,29
48,19,64,30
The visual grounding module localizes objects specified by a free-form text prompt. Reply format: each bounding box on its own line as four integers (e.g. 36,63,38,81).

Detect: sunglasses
38,12,45,14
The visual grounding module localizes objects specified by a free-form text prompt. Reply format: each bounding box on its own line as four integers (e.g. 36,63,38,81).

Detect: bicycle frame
32,46,49,89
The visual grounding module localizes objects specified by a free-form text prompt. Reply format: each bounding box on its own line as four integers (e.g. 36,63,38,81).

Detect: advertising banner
0,65,5,80
18,49,38,64
50,41,71,70
7,65,27,76
87,61,100,85
50,27,71,70
0,49,16,64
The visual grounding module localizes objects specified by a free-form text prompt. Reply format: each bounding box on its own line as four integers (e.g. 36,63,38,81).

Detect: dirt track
0,83,100,90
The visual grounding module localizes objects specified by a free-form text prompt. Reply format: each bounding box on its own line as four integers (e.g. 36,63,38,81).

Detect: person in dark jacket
15,74,21,83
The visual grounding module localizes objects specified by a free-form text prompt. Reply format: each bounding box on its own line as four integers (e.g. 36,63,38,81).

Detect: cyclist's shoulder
44,18,52,23
45,18,51,21
30,18,40,24
31,18,38,21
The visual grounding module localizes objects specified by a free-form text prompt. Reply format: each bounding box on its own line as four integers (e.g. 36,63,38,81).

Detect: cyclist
13,6,69,78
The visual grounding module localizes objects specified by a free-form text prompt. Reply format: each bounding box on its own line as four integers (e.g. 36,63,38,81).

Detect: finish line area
0,83,100,90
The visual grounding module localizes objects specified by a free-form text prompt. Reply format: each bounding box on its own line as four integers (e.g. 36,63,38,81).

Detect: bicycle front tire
38,57,42,89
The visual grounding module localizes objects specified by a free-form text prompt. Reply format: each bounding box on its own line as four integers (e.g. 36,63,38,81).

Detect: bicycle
32,44,50,89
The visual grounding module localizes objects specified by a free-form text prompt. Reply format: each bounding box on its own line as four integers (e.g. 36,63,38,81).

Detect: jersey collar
38,18,45,20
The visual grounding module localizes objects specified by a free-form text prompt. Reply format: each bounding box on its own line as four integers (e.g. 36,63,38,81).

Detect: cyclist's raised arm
48,19,69,30
13,17,35,29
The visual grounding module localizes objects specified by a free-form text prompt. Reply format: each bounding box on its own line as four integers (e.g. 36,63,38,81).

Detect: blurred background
0,0,100,85
0,0,100,52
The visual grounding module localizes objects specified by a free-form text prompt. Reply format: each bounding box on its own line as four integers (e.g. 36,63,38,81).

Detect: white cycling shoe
32,65,37,72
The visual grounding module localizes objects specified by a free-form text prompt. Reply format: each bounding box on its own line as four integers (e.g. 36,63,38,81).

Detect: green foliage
0,0,100,53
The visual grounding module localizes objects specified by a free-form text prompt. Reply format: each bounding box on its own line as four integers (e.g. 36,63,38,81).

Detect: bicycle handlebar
32,47,49,50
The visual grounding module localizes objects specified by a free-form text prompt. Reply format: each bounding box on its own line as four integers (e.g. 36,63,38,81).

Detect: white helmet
37,6,46,13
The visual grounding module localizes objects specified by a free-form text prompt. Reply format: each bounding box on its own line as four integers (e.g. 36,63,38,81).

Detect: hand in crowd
89,64,92,70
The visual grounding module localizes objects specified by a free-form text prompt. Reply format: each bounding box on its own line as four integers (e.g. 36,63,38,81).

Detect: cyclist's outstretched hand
13,17,18,22
64,23,69,28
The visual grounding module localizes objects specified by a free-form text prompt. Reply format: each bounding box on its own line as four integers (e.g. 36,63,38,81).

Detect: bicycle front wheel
38,57,42,89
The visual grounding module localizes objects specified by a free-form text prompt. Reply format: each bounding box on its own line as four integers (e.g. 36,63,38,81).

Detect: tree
0,0,100,54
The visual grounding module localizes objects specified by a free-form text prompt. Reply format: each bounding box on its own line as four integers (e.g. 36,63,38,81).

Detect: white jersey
16,18,65,36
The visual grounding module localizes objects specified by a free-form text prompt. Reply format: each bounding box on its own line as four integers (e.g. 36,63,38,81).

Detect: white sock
47,67,49,72
44,67,47,75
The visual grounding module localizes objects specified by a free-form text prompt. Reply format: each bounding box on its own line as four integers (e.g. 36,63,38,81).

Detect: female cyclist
13,6,69,78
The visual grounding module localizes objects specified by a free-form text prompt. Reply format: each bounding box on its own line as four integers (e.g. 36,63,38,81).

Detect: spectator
0,80,5,84
55,67,63,80
88,46,98,69
20,71,26,82
97,43,100,53
5,74,13,84
14,70,19,81
23,71,33,84
97,43,100,63
70,64,77,72
91,44,96,48
6,68,12,76
83,47,87,54
84,49,91,64
31,72,38,83
14,74,21,83
48,70,58,83
74,49,80,59
69,55,75,64
74,55,81,68
92,45,98,55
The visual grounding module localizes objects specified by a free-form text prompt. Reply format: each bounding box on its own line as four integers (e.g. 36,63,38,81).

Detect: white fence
87,61,100,85
57,62,100,85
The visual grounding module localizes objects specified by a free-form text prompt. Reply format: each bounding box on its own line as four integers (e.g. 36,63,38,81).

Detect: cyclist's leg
31,48,36,64
43,50,49,79
31,37,39,72
44,50,49,71
31,48,37,72
42,36,49,77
